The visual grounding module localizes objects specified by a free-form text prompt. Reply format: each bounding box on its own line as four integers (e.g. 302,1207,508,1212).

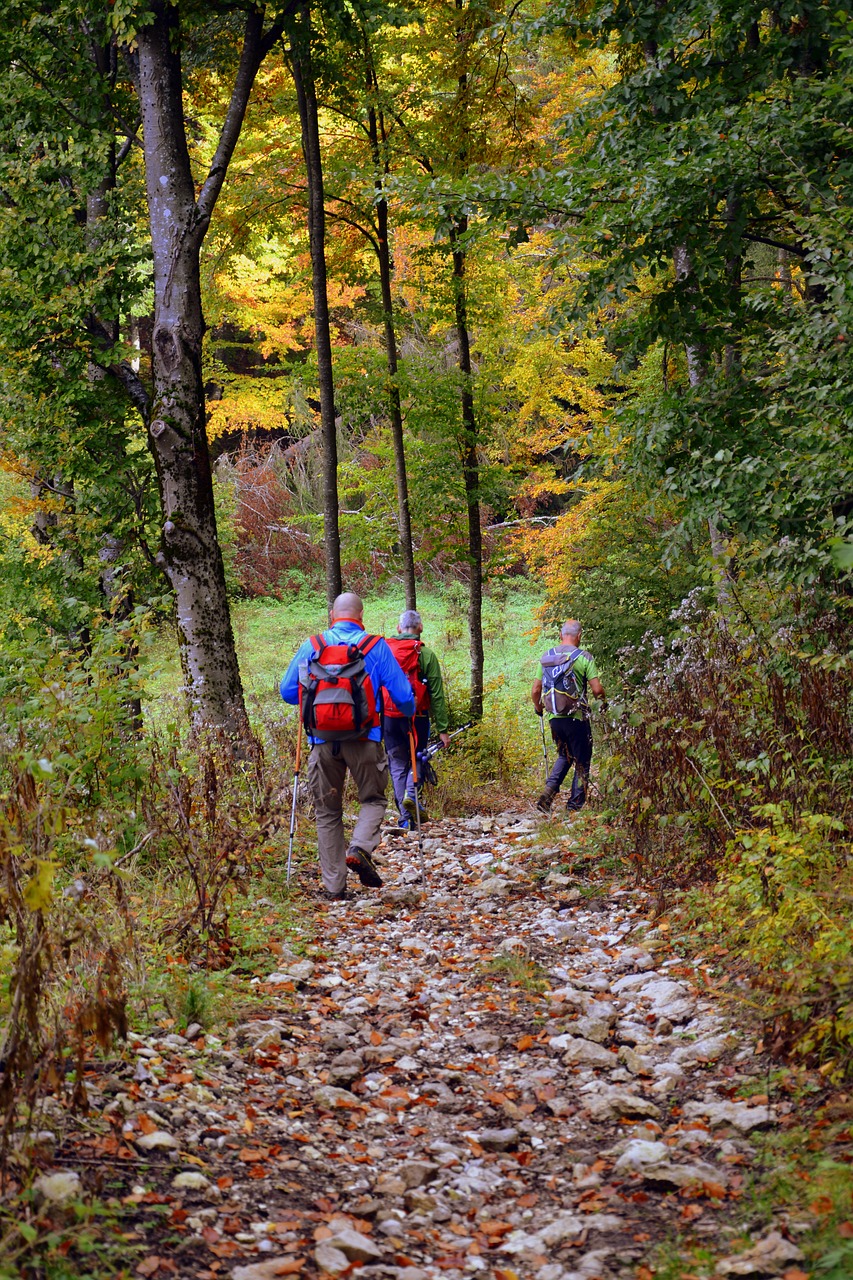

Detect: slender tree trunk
449,0,484,719
673,245,707,387
367,90,416,609
450,216,484,720
136,1,273,737
673,244,730,600
723,193,742,378
287,3,342,608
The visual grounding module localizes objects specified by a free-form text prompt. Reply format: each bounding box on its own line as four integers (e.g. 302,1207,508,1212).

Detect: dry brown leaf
136,1258,162,1278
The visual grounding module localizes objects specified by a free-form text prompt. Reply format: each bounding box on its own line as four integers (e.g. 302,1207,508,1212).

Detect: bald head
330,592,364,622
561,619,582,642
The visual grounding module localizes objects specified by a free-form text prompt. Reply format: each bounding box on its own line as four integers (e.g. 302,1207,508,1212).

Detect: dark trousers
384,715,429,816
546,717,593,809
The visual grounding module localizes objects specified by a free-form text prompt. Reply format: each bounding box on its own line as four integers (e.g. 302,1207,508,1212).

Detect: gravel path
40,811,803,1280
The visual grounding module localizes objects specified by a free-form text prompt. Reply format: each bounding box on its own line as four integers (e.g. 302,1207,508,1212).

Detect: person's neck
332,616,364,626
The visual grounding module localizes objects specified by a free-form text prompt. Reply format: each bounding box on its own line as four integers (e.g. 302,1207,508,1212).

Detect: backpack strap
310,633,325,657
356,633,381,657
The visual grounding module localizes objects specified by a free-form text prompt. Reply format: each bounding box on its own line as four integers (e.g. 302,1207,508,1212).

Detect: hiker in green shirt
532,619,607,813
382,610,450,828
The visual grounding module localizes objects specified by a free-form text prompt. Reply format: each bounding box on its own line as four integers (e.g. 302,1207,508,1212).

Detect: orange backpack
383,636,430,718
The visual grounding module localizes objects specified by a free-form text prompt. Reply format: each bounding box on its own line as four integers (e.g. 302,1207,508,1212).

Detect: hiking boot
403,793,429,823
322,887,353,901
345,845,384,888
535,787,557,814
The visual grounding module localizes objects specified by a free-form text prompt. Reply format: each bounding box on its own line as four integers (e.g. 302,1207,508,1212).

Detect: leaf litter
13,810,814,1279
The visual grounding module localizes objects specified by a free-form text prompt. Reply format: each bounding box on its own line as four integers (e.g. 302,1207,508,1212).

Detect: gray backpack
540,646,588,716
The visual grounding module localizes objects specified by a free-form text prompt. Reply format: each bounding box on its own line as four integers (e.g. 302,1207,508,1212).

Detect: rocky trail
34,812,807,1280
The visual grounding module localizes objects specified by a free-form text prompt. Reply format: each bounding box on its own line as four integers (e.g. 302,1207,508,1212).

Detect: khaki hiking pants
307,739,389,894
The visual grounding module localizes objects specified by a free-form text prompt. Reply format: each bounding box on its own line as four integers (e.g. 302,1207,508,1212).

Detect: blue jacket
280,619,415,743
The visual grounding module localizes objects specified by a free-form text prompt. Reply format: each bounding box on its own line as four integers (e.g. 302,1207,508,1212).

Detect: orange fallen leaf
239,1147,269,1163
137,1114,157,1136
370,1030,383,1046
516,1035,534,1051
839,1222,853,1238
782,1271,809,1280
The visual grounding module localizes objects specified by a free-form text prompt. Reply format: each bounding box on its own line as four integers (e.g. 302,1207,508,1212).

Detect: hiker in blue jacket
280,592,414,900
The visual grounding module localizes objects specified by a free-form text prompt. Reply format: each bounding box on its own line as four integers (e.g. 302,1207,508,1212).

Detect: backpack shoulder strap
356,633,381,657
310,633,325,655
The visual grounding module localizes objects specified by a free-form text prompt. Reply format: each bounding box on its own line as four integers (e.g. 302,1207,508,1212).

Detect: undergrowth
604,584,853,1072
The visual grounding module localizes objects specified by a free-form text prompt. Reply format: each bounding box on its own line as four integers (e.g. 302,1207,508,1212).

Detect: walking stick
286,712,304,887
408,724,426,883
539,713,550,783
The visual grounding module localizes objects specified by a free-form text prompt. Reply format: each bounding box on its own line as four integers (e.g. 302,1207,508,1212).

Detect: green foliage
530,0,853,581
709,806,853,1071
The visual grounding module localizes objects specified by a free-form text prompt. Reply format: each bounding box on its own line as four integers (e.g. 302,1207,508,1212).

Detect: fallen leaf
516,1035,534,1051
136,1259,162,1278
137,1114,157,1136
239,1147,269,1163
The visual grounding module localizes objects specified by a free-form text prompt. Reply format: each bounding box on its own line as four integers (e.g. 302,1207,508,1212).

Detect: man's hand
440,732,450,748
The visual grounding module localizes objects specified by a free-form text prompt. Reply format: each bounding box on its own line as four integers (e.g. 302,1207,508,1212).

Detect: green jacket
399,631,450,733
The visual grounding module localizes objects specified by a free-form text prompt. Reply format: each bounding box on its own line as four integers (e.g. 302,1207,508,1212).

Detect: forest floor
19,805,846,1280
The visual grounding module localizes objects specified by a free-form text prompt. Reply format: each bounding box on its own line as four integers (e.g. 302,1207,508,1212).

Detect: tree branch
196,9,286,225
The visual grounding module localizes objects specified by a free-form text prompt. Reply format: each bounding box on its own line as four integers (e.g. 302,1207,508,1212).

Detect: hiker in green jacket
533,619,607,813
382,610,450,828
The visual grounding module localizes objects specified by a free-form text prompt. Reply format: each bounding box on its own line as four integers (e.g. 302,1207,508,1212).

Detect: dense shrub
606,587,853,1068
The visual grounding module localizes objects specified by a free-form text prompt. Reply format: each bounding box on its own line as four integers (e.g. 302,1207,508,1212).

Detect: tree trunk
450,216,484,721
723,193,742,378
367,91,416,610
136,1,271,737
673,245,730,603
673,245,707,387
287,3,342,608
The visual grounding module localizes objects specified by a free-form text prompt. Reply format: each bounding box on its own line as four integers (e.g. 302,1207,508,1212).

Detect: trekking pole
286,712,304,887
539,713,550,783
408,724,426,883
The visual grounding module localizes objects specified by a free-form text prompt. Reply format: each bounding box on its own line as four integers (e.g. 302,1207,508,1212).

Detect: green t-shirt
541,646,599,720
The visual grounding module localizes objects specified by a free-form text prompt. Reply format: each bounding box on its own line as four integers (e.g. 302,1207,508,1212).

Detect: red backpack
383,636,431,718
300,632,382,740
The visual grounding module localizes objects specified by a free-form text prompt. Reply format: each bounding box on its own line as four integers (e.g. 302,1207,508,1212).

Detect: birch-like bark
287,3,342,608
136,1,277,736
